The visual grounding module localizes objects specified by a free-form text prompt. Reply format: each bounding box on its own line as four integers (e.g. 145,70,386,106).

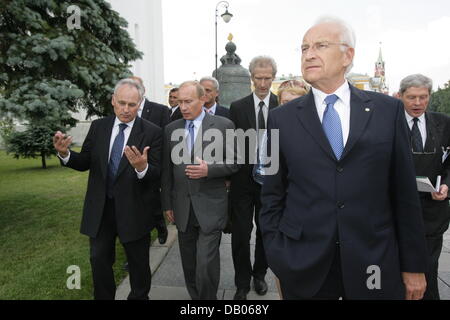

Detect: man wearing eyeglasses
399,74,450,300
259,16,428,300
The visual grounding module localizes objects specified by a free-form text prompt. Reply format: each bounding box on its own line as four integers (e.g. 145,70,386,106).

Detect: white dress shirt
185,110,206,151
204,103,217,115
170,106,179,115
58,117,148,178
312,81,351,146
405,112,427,149
253,93,270,130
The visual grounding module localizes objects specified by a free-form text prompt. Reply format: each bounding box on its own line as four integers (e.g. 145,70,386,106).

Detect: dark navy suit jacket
260,85,428,299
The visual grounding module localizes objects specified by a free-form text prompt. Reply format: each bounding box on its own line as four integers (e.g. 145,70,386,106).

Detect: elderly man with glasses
399,74,450,300
259,16,428,300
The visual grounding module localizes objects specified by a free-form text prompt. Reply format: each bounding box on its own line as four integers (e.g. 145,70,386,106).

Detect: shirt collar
405,111,426,124
114,116,136,129
253,92,271,109
204,103,217,114
312,81,350,106
185,110,206,129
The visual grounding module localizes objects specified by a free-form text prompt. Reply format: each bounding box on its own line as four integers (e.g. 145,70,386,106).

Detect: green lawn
0,150,156,300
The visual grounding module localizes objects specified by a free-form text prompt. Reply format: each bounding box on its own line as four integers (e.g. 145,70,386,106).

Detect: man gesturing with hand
53,78,162,300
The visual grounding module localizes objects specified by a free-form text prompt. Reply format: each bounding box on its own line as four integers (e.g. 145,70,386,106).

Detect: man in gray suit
161,81,239,300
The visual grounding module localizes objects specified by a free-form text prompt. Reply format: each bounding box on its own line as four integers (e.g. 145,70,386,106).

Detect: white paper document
416,176,438,193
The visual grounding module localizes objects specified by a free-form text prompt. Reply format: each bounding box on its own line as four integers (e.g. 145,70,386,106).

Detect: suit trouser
423,235,443,300
231,181,268,290
281,244,346,300
89,198,151,300
178,205,222,300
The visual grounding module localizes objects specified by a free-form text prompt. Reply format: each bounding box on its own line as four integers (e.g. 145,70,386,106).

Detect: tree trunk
41,152,47,169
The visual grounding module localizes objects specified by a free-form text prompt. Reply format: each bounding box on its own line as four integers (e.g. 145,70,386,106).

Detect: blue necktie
322,94,344,160
107,123,127,198
188,121,195,154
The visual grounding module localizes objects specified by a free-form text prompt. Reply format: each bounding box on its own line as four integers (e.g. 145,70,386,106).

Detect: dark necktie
253,101,266,183
411,118,424,153
258,101,266,130
322,94,344,160
107,123,127,198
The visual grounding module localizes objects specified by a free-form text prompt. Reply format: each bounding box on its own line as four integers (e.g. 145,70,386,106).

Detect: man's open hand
124,146,149,172
53,131,72,157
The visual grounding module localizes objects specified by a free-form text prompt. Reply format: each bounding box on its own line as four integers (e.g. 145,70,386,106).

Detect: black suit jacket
260,86,427,299
412,111,450,236
170,107,183,122
214,105,230,119
64,116,162,243
141,99,170,129
140,99,171,217
229,93,279,188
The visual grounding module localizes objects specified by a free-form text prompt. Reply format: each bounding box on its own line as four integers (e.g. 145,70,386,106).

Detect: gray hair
249,56,278,77
200,76,220,91
179,80,206,98
399,74,433,95
114,78,144,101
313,16,356,74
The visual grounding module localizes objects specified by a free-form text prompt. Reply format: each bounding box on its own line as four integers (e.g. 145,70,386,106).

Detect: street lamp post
215,1,233,77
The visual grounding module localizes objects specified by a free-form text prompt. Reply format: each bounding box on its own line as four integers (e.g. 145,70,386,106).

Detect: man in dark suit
168,87,183,122
229,56,279,300
259,17,428,300
161,81,239,299
199,76,230,118
399,74,450,300
131,76,169,245
53,78,162,300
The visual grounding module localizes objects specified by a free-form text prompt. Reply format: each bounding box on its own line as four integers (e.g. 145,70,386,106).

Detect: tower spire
377,42,383,63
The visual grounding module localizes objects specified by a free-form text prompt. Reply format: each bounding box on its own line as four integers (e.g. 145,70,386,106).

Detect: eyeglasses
301,41,349,54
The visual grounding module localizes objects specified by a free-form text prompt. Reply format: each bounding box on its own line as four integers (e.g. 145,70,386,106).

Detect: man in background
229,56,279,300
168,87,183,122
399,74,450,300
199,76,230,118
131,76,169,246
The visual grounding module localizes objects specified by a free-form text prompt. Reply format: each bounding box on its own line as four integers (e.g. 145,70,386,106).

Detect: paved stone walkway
116,224,450,300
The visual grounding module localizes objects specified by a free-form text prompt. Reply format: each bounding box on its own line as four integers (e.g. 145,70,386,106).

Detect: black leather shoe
233,288,249,300
253,278,268,295
156,222,168,244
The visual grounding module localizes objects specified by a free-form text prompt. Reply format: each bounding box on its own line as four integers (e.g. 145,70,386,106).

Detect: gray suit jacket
161,112,239,233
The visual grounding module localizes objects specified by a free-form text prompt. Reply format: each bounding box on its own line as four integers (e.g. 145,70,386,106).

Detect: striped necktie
322,94,344,160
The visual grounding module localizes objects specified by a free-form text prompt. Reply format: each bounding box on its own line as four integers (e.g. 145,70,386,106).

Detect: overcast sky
161,0,450,92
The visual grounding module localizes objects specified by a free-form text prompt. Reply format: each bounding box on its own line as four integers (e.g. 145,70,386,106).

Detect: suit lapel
424,113,438,152
198,113,214,152
143,99,152,120
100,116,115,180
296,91,336,161
269,92,279,109
115,117,145,180
340,86,373,160
245,95,257,129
